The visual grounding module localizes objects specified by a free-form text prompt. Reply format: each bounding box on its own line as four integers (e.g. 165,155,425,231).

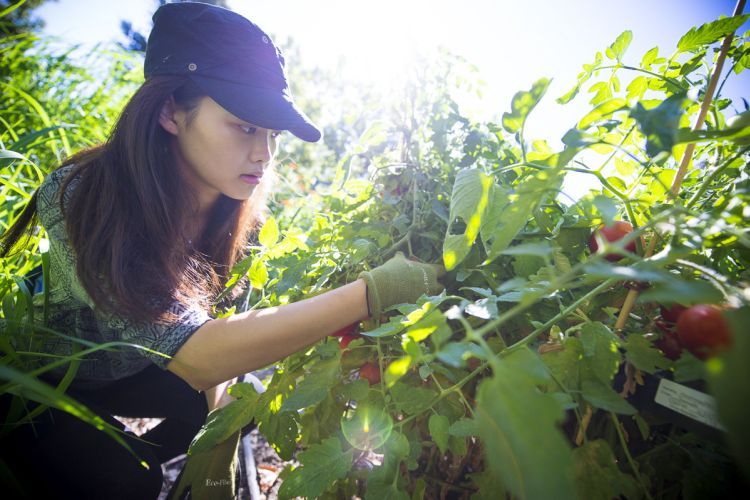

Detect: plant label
654,378,725,431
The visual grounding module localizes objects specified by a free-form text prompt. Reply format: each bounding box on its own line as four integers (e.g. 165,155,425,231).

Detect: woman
0,3,442,498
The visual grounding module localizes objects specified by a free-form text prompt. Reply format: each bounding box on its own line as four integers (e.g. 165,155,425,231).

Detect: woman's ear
159,96,180,136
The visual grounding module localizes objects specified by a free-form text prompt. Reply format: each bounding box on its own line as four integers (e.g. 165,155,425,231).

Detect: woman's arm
168,279,368,391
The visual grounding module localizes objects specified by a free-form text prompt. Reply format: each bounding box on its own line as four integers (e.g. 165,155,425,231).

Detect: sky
35,0,750,196
36,1,749,130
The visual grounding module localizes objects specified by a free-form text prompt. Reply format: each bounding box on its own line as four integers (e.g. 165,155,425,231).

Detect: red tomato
359,362,381,385
339,333,359,350
654,331,683,361
588,221,636,262
676,305,732,360
660,304,688,324
331,323,358,337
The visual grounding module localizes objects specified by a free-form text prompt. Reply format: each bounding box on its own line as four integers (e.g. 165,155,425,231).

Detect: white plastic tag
654,378,725,431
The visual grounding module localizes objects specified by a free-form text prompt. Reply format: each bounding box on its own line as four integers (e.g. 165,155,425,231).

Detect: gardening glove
167,430,240,500
358,252,444,318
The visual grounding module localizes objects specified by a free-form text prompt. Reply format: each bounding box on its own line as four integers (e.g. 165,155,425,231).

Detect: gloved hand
358,252,444,318
167,430,239,500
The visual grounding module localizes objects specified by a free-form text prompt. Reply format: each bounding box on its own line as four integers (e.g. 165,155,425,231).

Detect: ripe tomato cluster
653,304,732,360
330,322,382,385
586,221,734,361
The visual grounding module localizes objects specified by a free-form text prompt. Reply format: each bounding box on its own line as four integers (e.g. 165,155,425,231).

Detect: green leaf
227,381,261,399
592,195,618,226
480,166,565,264
189,389,259,454
623,333,672,374
476,347,576,500
638,278,723,305
365,432,410,500
629,92,687,157
255,372,299,460
356,120,389,151
449,418,480,437
365,475,409,500
339,379,370,400
500,241,553,258
578,98,628,129
583,261,670,283
707,307,750,480
580,322,622,383
259,216,280,247
468,469,507,499
258,411,298,460
626,75,648,101
0,149,28,162
248,258,268,289
502,78,551,134
281,357,339,411
443,169,494,270
557,52,603,105
640,46,659,69
428,414,450,454
561,128,600,147
278,437,353,499
437,341,483,367
573,440,639,499
673,352,706,382
541,337,583,391
384,355,412,387
0,0,28,18
605,30,632,63
677,15,750,52
581,377,637,415
390,382,435,415
404,305,450,343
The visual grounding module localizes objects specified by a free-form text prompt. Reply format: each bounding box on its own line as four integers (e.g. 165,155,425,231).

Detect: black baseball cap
144,2,321,142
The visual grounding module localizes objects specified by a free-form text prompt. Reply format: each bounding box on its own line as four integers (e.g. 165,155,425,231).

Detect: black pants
1,364,208,499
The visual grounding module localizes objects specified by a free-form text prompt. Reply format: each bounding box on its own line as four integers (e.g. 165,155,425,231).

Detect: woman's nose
249,135,272,164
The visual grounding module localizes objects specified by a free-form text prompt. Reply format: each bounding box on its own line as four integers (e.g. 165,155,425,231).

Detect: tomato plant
195,14,750,499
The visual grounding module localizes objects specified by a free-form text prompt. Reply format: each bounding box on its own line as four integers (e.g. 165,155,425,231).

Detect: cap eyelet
187,63,198,71
261,35,269,44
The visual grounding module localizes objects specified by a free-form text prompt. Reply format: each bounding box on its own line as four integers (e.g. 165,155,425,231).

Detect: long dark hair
1,76,269,322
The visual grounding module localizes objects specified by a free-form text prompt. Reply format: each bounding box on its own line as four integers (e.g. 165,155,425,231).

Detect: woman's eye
271,130,283,138
239,125,257,135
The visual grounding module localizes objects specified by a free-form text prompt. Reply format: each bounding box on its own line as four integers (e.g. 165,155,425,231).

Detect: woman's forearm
168,279,369,390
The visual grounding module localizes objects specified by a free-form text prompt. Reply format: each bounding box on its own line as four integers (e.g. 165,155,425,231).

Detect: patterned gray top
34,166,210,388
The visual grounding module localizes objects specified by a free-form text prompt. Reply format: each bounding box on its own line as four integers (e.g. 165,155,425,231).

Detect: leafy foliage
2,7,750,500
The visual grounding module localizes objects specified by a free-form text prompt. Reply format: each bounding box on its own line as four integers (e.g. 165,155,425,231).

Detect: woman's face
167,96,279,212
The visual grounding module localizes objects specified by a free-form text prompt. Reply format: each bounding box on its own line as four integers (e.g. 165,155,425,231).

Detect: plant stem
597,65,687,91
506,278,617,353
396,366,481,429
610,412,654,500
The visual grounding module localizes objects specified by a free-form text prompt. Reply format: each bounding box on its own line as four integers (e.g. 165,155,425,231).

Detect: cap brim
190,75,321,142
